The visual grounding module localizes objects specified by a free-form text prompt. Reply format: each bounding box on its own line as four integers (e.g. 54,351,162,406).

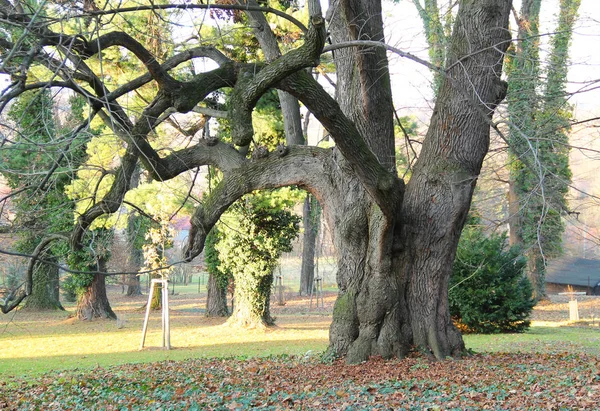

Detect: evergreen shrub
450,224,535,333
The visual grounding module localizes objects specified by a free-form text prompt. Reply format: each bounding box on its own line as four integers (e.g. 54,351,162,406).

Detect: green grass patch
464,325,600,356
0,310,329,378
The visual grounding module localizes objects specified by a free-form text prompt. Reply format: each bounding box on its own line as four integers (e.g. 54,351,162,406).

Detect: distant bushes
450,223,535,334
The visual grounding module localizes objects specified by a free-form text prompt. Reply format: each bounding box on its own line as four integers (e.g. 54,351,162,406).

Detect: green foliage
0,89,79,306
65,229,113,295
394,115,418,177
409,0,454,95
202,16,304,324
450,223,535,334
61,274,91,302
4,262,26,290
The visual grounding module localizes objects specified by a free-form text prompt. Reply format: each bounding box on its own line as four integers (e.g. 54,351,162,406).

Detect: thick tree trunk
22,252,63,311
206,272,229,317
126,274,142,296
299,195,318,295
76,258,117,320
325,0,512,362
227,271,274,328
327,176,407,362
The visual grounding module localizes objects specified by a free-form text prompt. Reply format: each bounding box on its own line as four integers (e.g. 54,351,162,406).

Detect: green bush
450,225,535,333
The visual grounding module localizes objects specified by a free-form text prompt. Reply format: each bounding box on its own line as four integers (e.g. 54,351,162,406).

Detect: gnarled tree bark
0,0,512,362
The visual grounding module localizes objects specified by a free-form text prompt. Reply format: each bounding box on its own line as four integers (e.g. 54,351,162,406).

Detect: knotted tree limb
278,71,404,218
184,146,335,260
228,13,326,146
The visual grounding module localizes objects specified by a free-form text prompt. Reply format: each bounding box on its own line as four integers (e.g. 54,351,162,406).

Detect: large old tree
0,0,511,361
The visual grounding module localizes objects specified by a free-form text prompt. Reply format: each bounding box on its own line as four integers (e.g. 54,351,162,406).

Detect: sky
1,1,598,119
378,0,600,120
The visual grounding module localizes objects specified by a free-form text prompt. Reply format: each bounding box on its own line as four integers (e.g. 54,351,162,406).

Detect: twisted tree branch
184,146,334,260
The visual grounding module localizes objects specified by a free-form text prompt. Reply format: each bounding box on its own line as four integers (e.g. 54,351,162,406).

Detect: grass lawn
0,284,332,378
0,285,599,409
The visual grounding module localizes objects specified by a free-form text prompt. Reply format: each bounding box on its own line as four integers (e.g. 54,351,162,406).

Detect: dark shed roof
545,257,600,287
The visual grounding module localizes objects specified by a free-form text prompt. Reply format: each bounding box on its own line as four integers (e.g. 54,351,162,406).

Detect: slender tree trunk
126,241,143,297
526,248,546,301
150,273,162,310
507,0,542,299
206,273,229,317
76,258,117,320
126,167,143,296
299,195,318,295
22,251,63,311
508,181,523,247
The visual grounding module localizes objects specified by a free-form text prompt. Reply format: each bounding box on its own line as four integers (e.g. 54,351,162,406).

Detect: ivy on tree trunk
22,251,63,311
507,0,580,300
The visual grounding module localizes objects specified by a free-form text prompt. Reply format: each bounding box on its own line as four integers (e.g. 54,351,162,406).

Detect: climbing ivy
506,0,580,299
216,192,300,326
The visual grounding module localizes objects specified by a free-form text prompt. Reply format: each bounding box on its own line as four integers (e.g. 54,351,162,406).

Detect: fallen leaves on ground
1,352,598,410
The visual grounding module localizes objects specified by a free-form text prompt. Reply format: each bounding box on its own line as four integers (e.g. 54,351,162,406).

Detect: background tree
64,123,120,319
0,89,78,311
238,0,320,298
64,0,182,316
415,0,582,301
204,226,230,317
66,228,116,320
215,192,300,327
507,0,580,300
124,194,144,296
198,83,304,324
299,194,319,296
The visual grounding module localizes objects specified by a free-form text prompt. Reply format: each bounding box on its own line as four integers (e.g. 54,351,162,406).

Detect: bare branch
322,40,440,72
71,3,308,34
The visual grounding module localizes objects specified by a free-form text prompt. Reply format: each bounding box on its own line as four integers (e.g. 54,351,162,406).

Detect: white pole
140,281,156,350
161,280,166,348
164,280,171,349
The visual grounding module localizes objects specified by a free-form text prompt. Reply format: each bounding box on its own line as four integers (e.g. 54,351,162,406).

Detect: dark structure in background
545,257,600,295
